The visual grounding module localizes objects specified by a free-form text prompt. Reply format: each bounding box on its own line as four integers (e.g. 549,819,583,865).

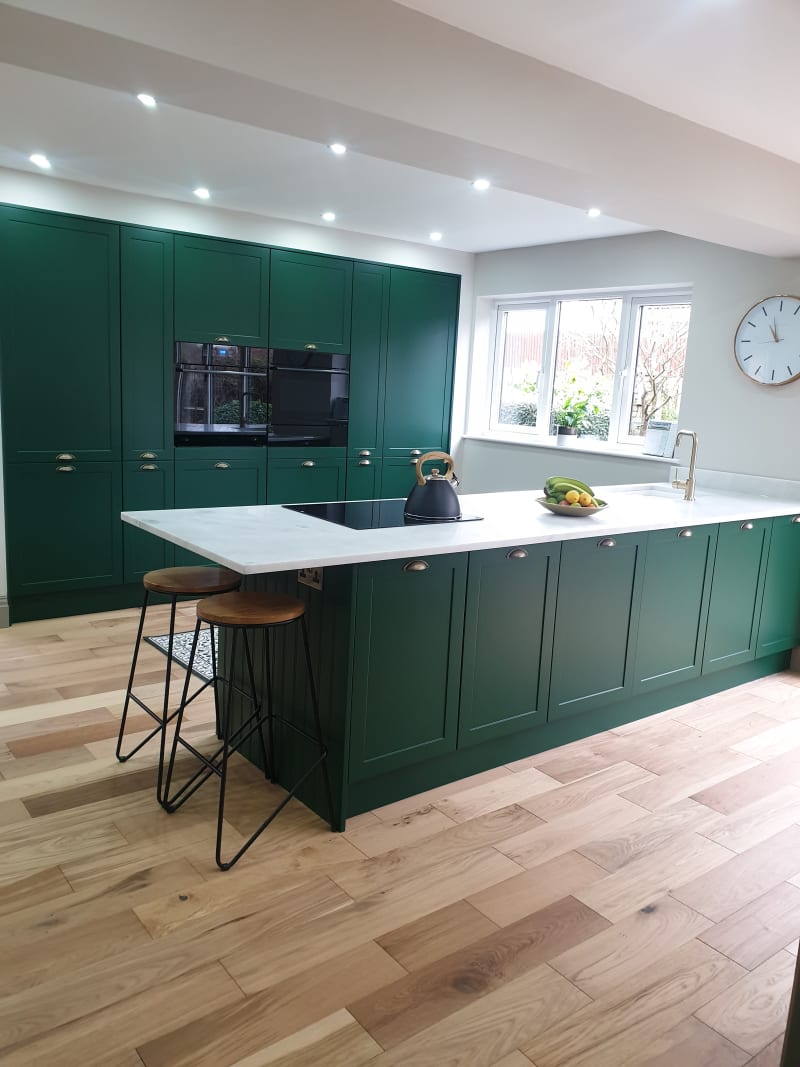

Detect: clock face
734,295,800,386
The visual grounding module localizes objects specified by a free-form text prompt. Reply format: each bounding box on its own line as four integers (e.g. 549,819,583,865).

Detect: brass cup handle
409,449,422,457
140,451,157,460
506,548,529,560
414,450,456,486
56,464,75,472
792,516,800,524
598,538,616,549
140,463,159,471
214,462,230,470
304,343,317,350
301,460,316,468
358,449,372,457
403,560,429,573
214,336,231,344
358,460,371,467
56,453,75,461
678,528,693,538
741,521,754,531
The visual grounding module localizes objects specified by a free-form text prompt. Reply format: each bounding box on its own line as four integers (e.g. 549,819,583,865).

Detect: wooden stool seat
143,566,241,597
197,591,305,628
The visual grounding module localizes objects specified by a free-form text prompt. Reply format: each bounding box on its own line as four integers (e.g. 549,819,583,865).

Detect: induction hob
283,498,483,530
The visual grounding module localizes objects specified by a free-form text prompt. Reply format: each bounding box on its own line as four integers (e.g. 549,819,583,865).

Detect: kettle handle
414,451,456,486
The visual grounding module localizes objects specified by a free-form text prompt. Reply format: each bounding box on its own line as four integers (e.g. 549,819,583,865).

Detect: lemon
564,489,580,504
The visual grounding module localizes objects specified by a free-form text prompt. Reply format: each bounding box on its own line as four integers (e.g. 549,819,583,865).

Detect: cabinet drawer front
757,514,800,655
549,533,644,720
459,544,558,747
266,457,345,505
703,518,770,673
634,525,716,692
349,554,467,781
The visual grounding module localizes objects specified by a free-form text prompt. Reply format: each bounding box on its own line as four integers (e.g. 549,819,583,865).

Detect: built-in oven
174,343,349,447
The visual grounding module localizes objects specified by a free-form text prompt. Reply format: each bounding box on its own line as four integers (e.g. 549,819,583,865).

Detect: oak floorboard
347,895,609,1050
138,943,403,1067
700,882,800,970
225,1008,383,1067
745,1036,784,1066
691,749,800,815
0,865,73,917
701,783,800,853
695,949,795,1055
376,898,499,971
340,802,458,856
626,1015,749,1066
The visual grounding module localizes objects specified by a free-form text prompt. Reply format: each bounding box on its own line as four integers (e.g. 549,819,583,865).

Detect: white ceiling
0,0,798,256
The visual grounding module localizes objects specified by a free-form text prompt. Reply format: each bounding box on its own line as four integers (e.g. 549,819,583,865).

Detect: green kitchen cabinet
757,514,800,656
269,249,353,353
345,458,380,501
459,543,559,747
122,460,175,583
174,448,266,564
703,518,770,674
5,461,122,594
174,234,270,345
0,207,120,462
267,449,346,505
634,524,717,693
121,226,174,461
382,268,459,456
378,458,418,501
348,262,389,458
549,532,646,721
348,553,468,781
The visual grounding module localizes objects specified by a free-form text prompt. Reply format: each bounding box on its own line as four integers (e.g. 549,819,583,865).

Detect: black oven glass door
175,342,269,442
268,349,349,447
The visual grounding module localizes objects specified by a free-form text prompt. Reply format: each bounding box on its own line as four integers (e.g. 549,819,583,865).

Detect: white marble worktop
122,479,800,575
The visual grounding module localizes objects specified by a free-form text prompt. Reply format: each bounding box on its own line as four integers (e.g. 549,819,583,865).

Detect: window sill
462,431,678,465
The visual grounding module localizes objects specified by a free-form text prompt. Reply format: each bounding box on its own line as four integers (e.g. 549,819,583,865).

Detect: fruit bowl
537,497,608,517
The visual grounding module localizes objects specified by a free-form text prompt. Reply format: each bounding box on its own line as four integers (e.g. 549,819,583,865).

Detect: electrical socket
297,567,323,590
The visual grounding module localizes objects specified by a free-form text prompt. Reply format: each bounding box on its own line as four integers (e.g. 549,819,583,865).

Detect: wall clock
734,295,800,386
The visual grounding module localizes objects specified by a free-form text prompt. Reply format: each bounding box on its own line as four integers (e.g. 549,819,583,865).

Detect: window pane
628,304,690,437
552,299,621,440
495,308,546,430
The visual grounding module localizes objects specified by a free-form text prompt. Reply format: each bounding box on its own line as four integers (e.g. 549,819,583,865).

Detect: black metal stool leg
264,628,276,782
210,623,221,740
162,619,209,811
154,595,178,804
216,627,239,870
116,590,162,762
300,614,335,830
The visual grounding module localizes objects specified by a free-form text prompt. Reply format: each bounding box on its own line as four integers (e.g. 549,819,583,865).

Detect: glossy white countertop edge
121,477,800,576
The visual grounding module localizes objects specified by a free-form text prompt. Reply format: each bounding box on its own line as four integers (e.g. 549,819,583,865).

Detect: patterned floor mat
144,629,215,681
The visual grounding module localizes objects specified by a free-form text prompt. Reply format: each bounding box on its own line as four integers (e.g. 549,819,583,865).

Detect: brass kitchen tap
672,430,698,501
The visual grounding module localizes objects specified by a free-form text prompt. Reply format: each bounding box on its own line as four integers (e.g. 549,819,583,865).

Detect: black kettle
404,451,462,522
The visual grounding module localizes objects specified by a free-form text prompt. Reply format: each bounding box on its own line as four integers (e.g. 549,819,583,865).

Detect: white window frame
488,287,692,447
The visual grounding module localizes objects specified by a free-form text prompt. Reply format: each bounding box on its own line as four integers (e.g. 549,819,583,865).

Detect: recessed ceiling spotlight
193,187,210,200
29,153,51,169
137,93,157,108
586,207,602,218
329,143,347,155
472,178,490,191
321,211,336,222
429,231,443,241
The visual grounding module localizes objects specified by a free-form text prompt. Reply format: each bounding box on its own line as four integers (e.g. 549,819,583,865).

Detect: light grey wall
458,231,800,493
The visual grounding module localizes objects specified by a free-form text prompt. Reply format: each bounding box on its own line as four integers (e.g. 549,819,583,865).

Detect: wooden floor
0,606,798,1066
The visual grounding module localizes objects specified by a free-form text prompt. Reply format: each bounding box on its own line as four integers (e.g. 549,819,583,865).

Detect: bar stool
161,590,334,870
116,566,241,804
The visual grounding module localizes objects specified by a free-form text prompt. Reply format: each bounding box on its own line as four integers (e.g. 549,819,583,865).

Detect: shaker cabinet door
757,514,800,656
6,462,122,594
174,234,270,345
269,249,353,353
267,452,346,505
548,532,645,721
348,262,389,457
703,518,770,674
122,460,175,583
0,207,120,462
634,524,717,692
349,553,467,781
459,543,558,747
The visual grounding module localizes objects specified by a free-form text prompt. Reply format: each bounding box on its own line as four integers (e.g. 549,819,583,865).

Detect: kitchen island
123,482,800,828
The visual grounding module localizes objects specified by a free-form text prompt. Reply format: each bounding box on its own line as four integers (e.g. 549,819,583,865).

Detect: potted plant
551,377,604,446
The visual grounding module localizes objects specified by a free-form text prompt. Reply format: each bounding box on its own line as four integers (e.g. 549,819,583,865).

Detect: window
490,291,691,447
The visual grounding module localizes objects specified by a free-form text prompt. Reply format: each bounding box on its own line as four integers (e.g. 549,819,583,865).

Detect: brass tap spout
671,430,698,501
